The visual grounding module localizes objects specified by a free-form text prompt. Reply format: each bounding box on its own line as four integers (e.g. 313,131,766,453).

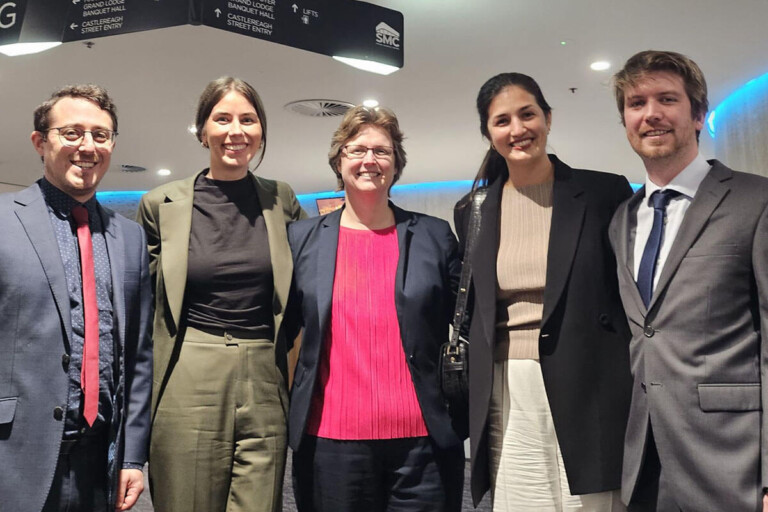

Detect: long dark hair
466,73,552,201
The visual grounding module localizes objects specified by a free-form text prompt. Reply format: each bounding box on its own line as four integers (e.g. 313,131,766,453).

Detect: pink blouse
306,225,428,440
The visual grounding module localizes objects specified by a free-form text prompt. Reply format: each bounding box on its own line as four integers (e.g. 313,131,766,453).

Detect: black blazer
287,204,464,451
454,155,633,505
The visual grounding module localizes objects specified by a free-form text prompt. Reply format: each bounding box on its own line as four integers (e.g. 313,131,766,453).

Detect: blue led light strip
97,179,643,201
707,71,768,138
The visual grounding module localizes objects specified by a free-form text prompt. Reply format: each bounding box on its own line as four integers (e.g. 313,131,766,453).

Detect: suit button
61,354,70,371
644,325,655,338
53,406,64,421
598,313,610,326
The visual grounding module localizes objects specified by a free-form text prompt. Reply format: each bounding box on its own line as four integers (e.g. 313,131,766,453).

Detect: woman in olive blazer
136,77,306,512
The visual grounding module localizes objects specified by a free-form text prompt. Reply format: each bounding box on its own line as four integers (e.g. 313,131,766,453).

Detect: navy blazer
286,203,464,451
455,155,633,505
0,182,153,511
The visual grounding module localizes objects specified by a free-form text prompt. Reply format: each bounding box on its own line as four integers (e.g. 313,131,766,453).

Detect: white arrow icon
70,23,78,30
292,4,298,13
214,8,221,17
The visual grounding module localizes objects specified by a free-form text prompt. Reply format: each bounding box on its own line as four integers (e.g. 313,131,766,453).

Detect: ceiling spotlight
157,169,172,177
187,124,197,134
590,61,611,71
362,99,379,108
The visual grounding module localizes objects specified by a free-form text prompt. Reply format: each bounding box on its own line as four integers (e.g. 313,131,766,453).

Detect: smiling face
31,97,114,202
338,124,394,199
202,90,263,179
622,71,704,170
486,85,551,170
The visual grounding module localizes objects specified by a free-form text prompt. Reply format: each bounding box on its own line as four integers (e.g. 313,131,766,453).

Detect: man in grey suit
0,85,153,511
609,50,768,511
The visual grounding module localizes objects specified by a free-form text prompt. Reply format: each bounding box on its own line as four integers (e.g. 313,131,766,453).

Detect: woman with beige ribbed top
454,73,634,511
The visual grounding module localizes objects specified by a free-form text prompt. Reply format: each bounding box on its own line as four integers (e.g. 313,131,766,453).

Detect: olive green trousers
149,327,288,512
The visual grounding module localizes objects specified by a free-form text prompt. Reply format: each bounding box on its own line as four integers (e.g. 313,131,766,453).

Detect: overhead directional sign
62,0,189,42
0,0,403,69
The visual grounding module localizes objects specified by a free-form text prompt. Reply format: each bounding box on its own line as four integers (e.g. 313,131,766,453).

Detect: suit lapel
316,209,341,332
649,163,731,311
542,160,585,327
14,185,73,345
393,205,414,346
472,177,503,346
616,189,647,315
158,177,194,330
102,206,125,345
254,175,292,331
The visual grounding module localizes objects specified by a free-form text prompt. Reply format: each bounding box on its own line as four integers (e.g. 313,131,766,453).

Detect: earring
201,140,208,149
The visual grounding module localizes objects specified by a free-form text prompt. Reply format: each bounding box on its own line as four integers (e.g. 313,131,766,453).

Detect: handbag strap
449,188,487,347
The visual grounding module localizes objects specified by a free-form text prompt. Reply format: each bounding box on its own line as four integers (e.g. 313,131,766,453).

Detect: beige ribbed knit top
494,179,553,360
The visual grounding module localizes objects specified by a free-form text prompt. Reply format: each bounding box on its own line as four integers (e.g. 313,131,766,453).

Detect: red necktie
72,205,99,427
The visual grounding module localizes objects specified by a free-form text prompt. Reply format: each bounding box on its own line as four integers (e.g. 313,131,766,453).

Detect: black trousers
42,435,109,512
293,436,464,512
628,425,682,512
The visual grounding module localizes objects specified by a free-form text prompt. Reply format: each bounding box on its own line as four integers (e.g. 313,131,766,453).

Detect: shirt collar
644,152,711,203
39,178,100,219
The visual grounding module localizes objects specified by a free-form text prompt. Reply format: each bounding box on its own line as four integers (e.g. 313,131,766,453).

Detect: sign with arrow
2,0,403,70
62,0,189,42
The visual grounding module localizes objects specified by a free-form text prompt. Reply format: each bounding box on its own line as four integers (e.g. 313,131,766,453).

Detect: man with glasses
0,84,152,511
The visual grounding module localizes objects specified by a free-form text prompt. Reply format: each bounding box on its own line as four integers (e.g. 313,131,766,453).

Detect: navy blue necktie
637,189,680,307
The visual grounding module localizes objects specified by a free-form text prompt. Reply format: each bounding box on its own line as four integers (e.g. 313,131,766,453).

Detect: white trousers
488,359,625,512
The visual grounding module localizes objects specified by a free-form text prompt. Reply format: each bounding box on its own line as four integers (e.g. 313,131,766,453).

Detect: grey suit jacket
609,160,768,511
0,181,153,511
136,171,306,419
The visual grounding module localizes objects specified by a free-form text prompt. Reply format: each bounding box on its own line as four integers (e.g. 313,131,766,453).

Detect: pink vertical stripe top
306,225,428,440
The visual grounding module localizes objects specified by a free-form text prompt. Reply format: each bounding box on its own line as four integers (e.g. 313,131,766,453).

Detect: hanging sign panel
199,0,402,68
62,0,189,42
0,0,403,69
0,0,27,45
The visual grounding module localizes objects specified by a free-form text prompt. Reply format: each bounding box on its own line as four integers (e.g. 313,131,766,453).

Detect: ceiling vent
284,99,355,118
121,164,146,172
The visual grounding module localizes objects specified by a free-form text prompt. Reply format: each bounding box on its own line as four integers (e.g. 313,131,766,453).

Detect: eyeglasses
342,145,394,160
45,126,117,147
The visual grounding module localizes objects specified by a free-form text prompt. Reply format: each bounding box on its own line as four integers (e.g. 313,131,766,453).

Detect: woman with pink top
286,105,465,512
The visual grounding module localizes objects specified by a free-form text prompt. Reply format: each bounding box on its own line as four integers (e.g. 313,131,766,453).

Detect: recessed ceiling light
157,169,171,176
362,99,379,108
187,124,197,134
590,61,611,71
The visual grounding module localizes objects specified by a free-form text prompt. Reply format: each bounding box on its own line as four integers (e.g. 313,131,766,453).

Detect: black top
186,172,274,337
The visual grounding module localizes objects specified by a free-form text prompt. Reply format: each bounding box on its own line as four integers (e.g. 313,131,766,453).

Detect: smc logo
375,22,400,49
0,2,16,29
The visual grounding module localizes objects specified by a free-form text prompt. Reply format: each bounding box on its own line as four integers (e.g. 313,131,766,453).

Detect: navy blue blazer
0,182,153,510
286,203,464,451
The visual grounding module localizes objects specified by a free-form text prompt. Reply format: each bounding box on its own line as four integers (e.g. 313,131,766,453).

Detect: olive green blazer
136,171,307,419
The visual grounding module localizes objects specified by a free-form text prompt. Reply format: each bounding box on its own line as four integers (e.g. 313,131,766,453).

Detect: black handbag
439,188,486,422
